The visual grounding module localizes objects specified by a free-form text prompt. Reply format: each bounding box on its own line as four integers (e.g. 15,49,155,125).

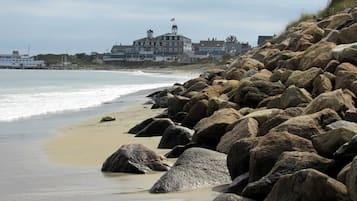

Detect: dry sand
44,105,169,166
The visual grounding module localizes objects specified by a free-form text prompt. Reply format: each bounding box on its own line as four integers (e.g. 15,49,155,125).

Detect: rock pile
102,7,357,201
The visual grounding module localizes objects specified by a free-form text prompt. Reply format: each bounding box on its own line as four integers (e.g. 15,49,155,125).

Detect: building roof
199,40,225,47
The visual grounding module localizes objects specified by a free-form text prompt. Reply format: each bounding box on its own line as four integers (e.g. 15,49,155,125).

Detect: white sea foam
0,83,172,122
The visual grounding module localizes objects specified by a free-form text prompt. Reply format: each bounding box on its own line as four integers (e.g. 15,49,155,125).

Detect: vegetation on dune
285,0,357,30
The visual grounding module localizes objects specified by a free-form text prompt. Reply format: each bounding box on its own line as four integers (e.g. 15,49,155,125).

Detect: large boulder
304,89,355,115
332,42,357,64
285,67,323,90
347,156,357,201
270,108,341,139
213,193,254,201
217,118,259,154
335,63,357,95
167,95,190,117
298,41,336,70
183,77,208,89
158,125,194,149
312,74,333,97
258,107,304,136
227,137,260,180
239,108,284,125
264,169,348,201
337,22,357,44
182,99,208,128
312,128,357,158
192,108,241,149
242,151,334,200
207,98,239,116
101,144,170,174
279,85,313,109
334,135,357,163
248,132,315,182
327,120,357,131
150,148,231,193
233,79,285,108
128,118,154,134
135,118,175,137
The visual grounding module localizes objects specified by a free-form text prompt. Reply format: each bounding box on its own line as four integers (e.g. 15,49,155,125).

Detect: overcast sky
0,0,329,55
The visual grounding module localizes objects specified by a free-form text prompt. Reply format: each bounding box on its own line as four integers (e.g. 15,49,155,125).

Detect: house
257,35,273,45
103,24,192,63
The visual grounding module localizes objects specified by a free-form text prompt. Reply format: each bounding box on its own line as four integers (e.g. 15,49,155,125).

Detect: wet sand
45,105,168,166
44,105,221,201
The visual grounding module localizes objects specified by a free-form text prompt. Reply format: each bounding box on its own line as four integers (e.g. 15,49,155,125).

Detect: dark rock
172,112,188,123
337,22,357,44
158,125,194,149
270,108,341,139
347,156,357,201
337,162,351,184
164,143,200,158
248,132,315,182
135,118,175,137
227,138,259,180
312,128,357,158
240,108,283,125
217,118,259,154
182,99,208,128
335,63,357,95
183,77,208,89
334,135,357,163
101,144,170,174
233,80,285,108
279,85,312,109
207,98,239,116
346,109,357,123
325,59,341,73
167,95,190,117
128,118,154,134
264,169,348,201
150,148,231,193
213,193,254,201
242,151,334,200
100,116,116,122
312,74,333,97
227,172,250,194
192,108,241,149
285,67,323,91
185,81,209,93
304,89,355,116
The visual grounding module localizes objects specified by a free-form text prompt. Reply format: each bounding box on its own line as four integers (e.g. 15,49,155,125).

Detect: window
177,36,180,40
172,36,175,40
166,36,170,40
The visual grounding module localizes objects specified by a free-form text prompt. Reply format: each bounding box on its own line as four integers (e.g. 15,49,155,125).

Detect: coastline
44,105,169,166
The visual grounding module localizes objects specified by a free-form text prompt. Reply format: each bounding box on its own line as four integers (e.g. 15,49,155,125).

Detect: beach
44,104,221,201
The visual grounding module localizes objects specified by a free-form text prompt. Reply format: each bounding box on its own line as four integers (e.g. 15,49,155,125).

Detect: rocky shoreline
102,7,357,201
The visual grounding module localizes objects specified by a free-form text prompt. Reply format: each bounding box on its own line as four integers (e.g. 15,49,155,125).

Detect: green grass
285,0,357,31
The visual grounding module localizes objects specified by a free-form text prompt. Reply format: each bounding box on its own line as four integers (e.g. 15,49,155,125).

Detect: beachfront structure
103,24,192,63
0,51,45,67
257,35,273,45
193,38,252,59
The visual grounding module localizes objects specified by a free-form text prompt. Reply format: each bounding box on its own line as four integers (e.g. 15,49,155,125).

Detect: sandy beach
45,105,169,166
44,104,221,201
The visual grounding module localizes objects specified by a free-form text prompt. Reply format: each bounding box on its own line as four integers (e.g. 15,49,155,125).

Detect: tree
226,35,238,43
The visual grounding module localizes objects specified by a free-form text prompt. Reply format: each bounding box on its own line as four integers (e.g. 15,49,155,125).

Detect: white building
0,51,45,67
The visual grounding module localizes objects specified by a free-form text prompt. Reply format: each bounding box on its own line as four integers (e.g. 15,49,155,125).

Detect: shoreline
44,105,169,167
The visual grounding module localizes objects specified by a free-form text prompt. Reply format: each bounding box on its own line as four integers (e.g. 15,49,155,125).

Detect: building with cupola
104,23,192,63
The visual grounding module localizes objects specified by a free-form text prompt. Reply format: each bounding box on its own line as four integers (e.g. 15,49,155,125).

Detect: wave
0,83,172,122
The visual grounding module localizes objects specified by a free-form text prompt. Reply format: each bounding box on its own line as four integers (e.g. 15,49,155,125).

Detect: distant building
104,24,192,63
0,51,45,67
193,38,251,59
257,35,273,45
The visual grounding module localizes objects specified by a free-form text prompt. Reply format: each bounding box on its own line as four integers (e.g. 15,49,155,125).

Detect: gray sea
0,69,218,201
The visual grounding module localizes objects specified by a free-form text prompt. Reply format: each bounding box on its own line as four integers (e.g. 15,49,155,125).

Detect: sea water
0,69,191,122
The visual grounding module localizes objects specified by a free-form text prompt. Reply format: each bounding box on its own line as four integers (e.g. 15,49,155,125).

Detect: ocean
0,69,191,122
0,69,217,201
